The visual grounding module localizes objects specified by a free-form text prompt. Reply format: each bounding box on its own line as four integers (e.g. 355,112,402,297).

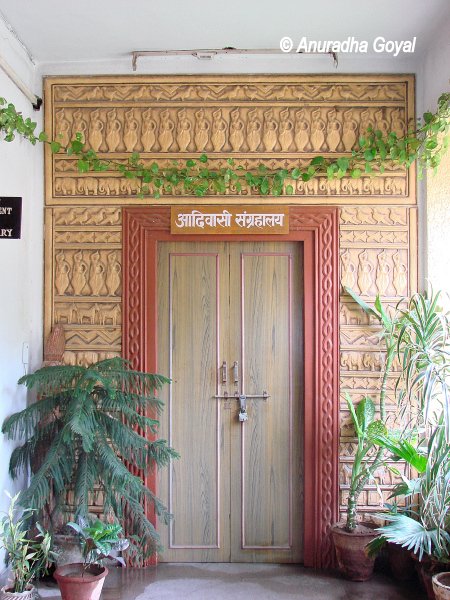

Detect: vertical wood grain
230,242,303,562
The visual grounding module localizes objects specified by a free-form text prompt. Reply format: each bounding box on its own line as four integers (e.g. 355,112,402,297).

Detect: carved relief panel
44,75,415,205
338,205,417,520
47,206,122,365
44,75,417,533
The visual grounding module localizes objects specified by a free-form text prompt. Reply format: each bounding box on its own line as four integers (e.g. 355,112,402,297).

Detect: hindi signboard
0,197,22,239
171,206,289,235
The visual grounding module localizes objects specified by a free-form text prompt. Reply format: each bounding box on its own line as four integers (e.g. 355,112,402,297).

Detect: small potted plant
54,518,128,600
0,492,55,599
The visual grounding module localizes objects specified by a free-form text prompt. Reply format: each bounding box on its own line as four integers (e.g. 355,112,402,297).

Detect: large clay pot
0,586,35,600
331,523,377,581
54,563,108,600
433,572,450,600
388,542,415,581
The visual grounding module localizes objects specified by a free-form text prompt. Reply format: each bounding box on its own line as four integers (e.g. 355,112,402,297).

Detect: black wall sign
0,197,22,239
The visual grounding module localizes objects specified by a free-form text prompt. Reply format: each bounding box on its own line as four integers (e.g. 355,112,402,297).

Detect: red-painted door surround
122,205,339,568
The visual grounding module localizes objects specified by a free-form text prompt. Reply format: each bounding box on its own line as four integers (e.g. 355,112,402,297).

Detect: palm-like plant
367,290,450,563
343,288,404,532
369,423,450,562
1,357,179,561
396,290,450,440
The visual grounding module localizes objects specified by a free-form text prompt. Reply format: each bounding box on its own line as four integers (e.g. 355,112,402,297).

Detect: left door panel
157,241,231,561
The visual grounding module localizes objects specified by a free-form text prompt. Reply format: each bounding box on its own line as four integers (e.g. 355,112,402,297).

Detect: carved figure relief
71,251,89,295
376,250,390,295
229,108,244,151
141,108,157,152
341,249,356,291
390,108,406,139
294,109,310,152
88,109,104,152
374,109,390,137
342,110,357,152
310,109,326,152
55,109,71,148
106,251,121,295
105,108,121,152
211,109,227,152
263,109,278,152
124,109,139,152
194,109,210,152
357,250,373,295
158,109,174,152
176,109,192,152
326,109,342,152
55,251,71,295
72,109,87,143
89,251,107,296
279,108,294,151
393,250,408,295
247,109,262,151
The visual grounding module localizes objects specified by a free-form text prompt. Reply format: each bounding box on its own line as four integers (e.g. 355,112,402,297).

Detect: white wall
417,13,450,294
0,18,43,571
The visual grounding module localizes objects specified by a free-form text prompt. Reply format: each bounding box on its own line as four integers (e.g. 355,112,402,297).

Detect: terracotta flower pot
433,572,450,600
54,563,108,600
331,523,377,581
388,542,415,581
0,585,35,600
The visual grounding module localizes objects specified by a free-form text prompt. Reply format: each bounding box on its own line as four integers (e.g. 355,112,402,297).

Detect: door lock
238,394,248,422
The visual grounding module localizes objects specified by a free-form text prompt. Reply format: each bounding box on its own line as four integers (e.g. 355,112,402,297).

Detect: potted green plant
1,357,179,563
0,492,55,599
331,289,404,580
54,518,128,600
369,424,449,598
367,290,450,598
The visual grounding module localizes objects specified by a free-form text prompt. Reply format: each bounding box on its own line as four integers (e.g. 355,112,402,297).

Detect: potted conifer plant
0,492,55,599
1,357,179,563
54,518,128,600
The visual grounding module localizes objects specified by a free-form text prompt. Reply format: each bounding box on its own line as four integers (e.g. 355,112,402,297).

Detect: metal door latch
238,394,248,422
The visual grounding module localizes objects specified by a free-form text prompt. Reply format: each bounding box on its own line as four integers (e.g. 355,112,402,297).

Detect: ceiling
0,0,449,65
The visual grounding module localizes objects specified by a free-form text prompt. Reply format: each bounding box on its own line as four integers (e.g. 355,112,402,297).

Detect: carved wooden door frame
122,205,339,568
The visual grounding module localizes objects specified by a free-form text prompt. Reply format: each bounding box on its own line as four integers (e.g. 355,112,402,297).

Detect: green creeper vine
0,92,449,198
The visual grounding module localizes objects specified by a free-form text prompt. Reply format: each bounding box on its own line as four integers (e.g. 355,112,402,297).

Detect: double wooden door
157,240,304,562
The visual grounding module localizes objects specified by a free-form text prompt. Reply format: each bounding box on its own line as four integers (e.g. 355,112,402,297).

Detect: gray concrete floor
36,563,427,599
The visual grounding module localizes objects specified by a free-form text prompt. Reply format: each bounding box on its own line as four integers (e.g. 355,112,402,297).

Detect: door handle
232,361,239,384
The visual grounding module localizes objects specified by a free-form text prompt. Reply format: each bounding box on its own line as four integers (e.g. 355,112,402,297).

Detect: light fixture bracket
131,48,337,71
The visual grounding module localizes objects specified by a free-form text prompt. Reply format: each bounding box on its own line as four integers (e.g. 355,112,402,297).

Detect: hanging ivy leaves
0,93,449,199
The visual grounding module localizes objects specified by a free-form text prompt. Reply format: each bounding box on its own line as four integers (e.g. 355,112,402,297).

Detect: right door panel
229,242,304,562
